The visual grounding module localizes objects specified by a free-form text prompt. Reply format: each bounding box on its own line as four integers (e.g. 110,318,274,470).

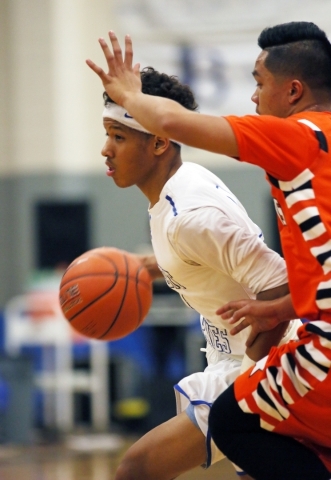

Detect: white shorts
174,345,241,468
174,318,302,469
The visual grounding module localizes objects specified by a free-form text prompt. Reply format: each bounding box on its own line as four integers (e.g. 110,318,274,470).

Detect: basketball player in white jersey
94,66,300,480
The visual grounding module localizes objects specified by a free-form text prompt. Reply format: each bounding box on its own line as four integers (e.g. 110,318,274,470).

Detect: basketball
59,247,153,341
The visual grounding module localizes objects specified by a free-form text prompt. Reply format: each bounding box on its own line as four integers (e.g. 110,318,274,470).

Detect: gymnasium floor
0,433,239,480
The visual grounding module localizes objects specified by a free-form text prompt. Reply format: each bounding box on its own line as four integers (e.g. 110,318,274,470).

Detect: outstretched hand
216,295,294,347
86,31,141,106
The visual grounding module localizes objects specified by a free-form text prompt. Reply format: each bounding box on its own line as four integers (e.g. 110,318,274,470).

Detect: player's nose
101,138,113,158
251,91,259,105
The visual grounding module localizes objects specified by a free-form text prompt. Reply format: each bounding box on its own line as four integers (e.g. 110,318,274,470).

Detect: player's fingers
124,35,133,68
229,317,249,335
99,37,116,71
108,31,124,65
217,309,234,320
228,305,251,324
133,62,141,76
216,301,238,315
86,59,108,80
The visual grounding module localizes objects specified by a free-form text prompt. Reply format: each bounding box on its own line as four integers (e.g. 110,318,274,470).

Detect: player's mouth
105,160,115,177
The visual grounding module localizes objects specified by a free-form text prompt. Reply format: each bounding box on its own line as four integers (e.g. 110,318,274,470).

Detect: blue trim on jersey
165,194,178,216
215,184,239,205
226,195,237,204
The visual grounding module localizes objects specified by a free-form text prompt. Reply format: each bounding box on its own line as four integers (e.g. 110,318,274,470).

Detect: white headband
102,103,180,146
103,103,151,134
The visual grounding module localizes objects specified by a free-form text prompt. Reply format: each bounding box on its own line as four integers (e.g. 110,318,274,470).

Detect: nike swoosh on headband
102,103,181,145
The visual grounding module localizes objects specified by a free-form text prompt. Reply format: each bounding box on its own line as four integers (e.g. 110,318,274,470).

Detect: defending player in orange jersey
85,21,331,479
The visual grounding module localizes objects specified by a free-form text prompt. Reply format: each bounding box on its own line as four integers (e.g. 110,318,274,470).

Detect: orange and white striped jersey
225,111,331,471
226,111,331,322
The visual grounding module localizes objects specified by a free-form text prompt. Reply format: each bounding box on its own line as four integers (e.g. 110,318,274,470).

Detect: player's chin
256,106,273,116
112,178,135,189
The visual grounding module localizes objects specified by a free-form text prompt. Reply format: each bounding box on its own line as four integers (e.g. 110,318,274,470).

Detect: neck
291,92,331,115
140,156,183,208
288,102,331,117
303,102,331,113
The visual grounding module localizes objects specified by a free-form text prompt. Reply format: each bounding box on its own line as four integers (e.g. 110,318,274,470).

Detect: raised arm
86,32,238,157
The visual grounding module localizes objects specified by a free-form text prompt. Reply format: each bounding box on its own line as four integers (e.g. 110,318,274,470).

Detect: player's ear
153,136,170,155
288,79,303,104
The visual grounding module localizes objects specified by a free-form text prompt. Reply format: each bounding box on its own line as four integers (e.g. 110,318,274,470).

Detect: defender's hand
216,296,293,347
86,32,141,106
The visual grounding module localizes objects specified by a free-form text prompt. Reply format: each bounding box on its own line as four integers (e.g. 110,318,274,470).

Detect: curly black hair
103,66,198,111
258,22,331,92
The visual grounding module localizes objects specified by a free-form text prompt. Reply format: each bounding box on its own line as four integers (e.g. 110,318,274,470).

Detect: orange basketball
59,247,153,341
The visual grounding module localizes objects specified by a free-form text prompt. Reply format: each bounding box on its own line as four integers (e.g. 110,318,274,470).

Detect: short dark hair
103,66,198,111
258,22,331,92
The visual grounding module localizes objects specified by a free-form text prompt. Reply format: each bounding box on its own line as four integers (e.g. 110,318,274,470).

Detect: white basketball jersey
149,162,288,356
